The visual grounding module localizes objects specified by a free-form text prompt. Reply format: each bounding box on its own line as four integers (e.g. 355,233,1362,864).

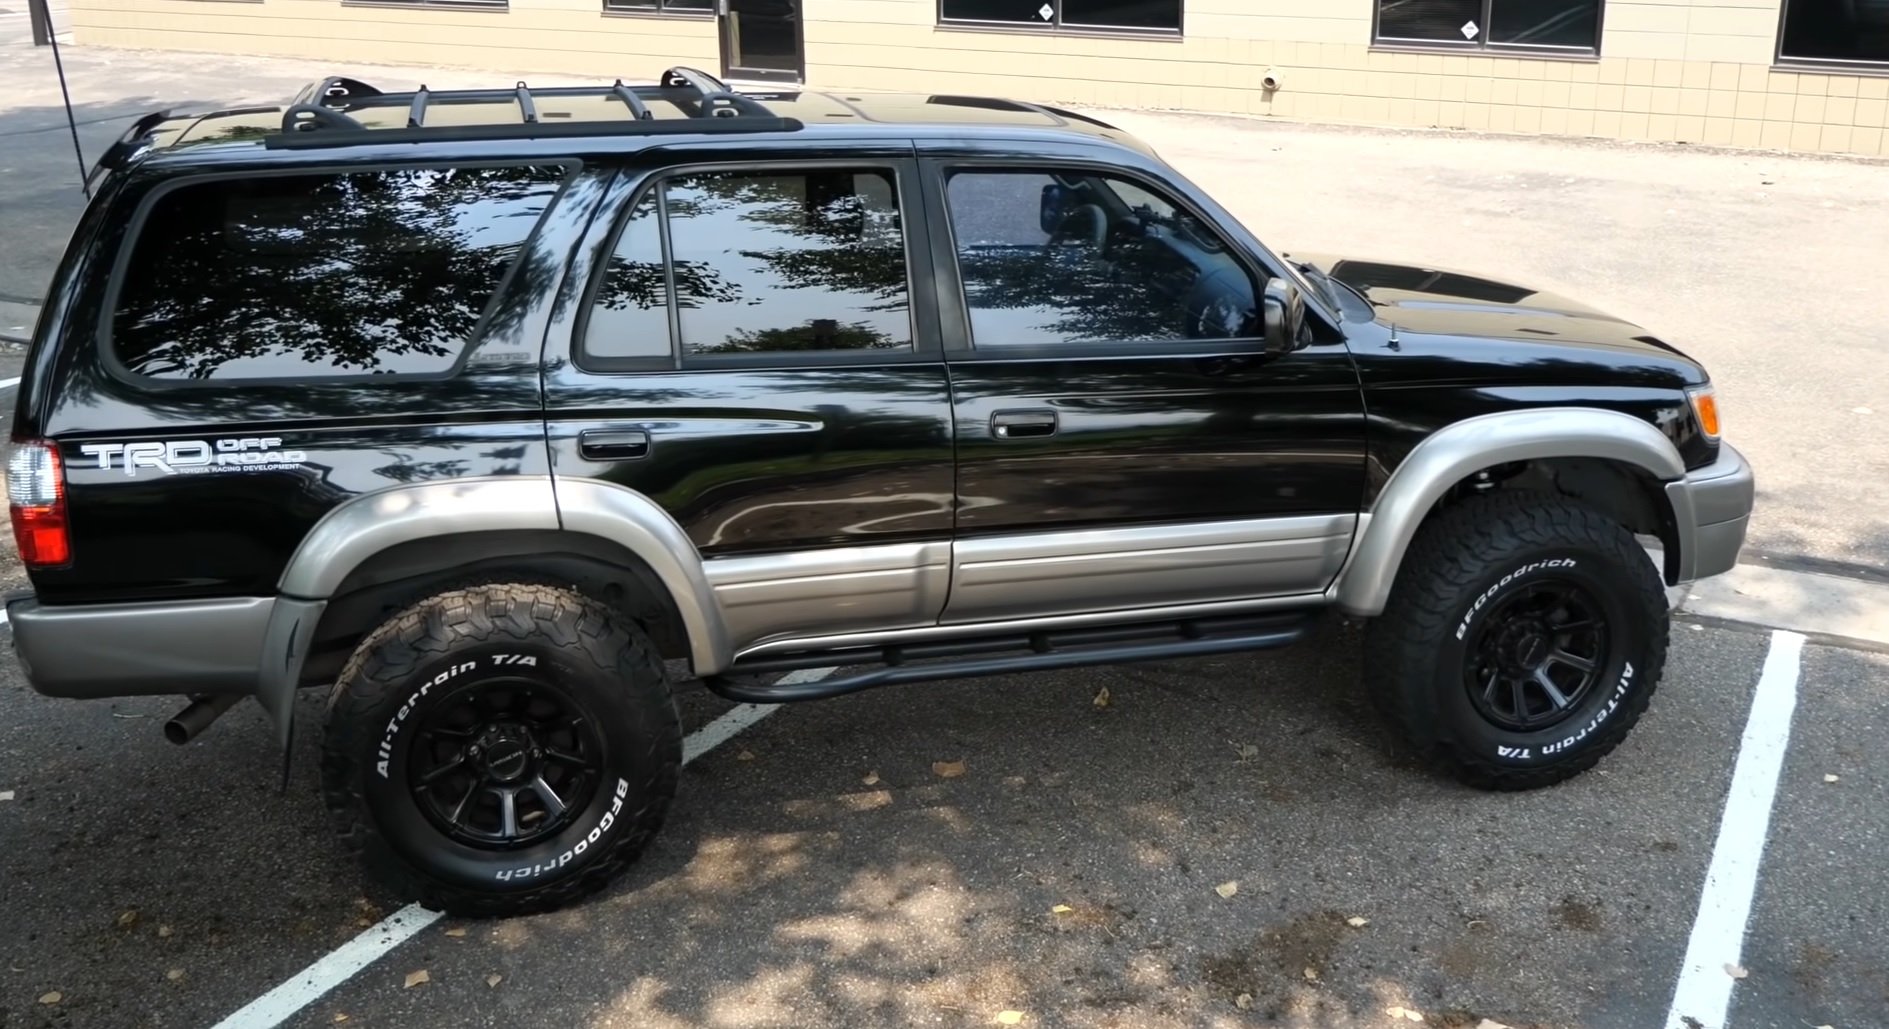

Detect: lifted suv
8,68,1753,916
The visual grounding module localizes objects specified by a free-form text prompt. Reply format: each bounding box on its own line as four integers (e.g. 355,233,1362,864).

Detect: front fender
1330,407,1688,617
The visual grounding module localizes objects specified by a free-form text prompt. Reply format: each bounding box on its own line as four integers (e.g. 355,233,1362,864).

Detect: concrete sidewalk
2,27,1886,580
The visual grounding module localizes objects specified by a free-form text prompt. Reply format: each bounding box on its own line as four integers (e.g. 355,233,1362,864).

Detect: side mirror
1262,276,1306,357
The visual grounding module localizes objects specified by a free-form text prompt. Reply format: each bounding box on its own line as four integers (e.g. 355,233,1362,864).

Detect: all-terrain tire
321,583,681,917
1364,491,1669,791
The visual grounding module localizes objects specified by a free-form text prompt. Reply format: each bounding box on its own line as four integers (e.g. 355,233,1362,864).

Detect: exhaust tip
164,693,244,745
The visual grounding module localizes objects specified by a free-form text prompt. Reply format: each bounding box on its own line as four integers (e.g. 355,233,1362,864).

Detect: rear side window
584,166,913,363
110,165,567,381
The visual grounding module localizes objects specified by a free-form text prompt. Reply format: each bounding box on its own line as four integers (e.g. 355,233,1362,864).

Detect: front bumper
1664,440,1754,585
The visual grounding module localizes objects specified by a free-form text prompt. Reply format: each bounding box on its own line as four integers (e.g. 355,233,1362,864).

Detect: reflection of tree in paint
113,165,568,380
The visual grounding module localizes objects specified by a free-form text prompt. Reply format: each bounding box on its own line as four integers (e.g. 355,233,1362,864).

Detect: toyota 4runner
6,68,1754,916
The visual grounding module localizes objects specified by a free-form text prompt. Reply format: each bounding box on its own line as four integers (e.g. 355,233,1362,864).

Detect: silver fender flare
258,476,729,759
1329,407,1688,617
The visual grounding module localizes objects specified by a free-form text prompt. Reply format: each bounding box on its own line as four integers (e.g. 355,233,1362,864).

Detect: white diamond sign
1461,20,1480,39
1038,3,1053,19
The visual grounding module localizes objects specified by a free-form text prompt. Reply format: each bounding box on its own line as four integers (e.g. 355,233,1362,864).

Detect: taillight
8,441,71,569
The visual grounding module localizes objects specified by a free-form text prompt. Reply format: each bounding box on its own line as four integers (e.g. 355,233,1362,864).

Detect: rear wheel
321,583,680,917
1365,491,1669,790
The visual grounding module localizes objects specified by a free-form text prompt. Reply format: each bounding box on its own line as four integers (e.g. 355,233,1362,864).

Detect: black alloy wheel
1463,580,1609,734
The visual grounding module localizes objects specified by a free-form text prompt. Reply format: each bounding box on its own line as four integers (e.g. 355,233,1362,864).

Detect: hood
1290,253,1690,362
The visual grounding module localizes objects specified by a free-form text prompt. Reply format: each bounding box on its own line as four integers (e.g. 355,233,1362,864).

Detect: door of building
719,0,804,84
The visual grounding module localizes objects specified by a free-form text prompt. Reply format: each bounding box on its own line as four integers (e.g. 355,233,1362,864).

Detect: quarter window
944,169,1259,349
940,0,1182,34
1778,0,1889,67
1374,0,1602,54
112,165,567,381
585,167,914,361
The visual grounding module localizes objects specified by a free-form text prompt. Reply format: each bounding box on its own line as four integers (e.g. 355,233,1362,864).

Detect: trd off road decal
77,436,308,477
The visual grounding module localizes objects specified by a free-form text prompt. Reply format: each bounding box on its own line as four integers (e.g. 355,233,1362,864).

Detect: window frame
342,0,508,11
1369,0,1606,58
936,0,1185,39
925,157,1279,362
1773,0,1889,74
600,0,715,18
98,159,579,391
573,157,939,374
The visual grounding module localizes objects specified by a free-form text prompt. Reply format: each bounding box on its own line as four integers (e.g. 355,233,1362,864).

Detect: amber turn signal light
1687,385,1720,440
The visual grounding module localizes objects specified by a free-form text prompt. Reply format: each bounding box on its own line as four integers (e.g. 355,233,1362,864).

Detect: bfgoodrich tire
1364,491,1669,791
321,583,681,917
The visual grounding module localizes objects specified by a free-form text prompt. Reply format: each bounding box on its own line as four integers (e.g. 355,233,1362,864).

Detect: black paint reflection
112,165,567,380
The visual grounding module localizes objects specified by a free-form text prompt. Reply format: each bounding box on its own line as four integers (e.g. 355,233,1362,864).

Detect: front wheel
1364,491,1669,791
321,583,681,917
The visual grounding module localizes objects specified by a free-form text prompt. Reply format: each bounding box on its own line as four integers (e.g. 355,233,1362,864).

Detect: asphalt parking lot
4,16,1889,1029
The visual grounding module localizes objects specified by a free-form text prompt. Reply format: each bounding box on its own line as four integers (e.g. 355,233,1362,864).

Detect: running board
702,611,1318,703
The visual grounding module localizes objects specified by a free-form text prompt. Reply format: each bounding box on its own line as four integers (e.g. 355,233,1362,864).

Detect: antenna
32,0,91,200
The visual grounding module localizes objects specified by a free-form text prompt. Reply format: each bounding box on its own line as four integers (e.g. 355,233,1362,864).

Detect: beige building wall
67,0,1889,158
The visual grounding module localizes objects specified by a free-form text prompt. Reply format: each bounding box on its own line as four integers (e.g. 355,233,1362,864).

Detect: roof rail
263,69,802,149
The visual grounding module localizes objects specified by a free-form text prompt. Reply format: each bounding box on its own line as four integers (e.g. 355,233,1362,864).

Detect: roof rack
266,66,801,149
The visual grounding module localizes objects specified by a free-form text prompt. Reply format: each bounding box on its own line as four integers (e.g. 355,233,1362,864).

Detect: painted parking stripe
1664,629,1806,1029
1,377,19,389
207,676,810,1029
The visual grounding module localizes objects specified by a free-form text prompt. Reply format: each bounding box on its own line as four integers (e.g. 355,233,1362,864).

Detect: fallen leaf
166,969,184,982
1051,905,1073,915
157,925,174,939
404,969,430,988
0,790,14,801
444,927,467,938
862,772,881,786
1386,1007,1425,1023
1387,1007,1408,1019
1234,993,1253,1010
356,918,373,928
1233,743,1260,761
1824,774,1840,783
1302,966,1319,981
995,1012,1024,1026
487,973,502,988
736,749,756,762
334,1016,350,1024
1347,916,1370,928
1476,1020,1512,1029
116,910,139,929
1215,881,1239,899
40,992,62,1005
1724,963,1748,979
933,760,967,779
1093,686,1111,708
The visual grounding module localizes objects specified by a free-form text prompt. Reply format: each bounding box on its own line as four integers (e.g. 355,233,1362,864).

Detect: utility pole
28,0,52,46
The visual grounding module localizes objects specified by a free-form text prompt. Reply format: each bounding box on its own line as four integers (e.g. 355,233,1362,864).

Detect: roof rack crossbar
407,85,429,129
611,80,654,120
514,81,538,124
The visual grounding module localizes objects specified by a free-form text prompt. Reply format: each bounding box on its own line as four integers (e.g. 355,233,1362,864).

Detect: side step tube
704,612,1316,703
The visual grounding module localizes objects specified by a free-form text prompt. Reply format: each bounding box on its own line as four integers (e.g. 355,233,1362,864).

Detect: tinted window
586,191,674,362
1779,0,1889,65
945,169,1258,348
112,166,566,381
940,0,1180,31
664,168,912,356
1376,0,1600,51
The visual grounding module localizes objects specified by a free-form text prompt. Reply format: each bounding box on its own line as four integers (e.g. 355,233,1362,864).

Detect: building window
1373,0,1602,54
1778,0,1889,67
603,0,713,14
939,0,1183,35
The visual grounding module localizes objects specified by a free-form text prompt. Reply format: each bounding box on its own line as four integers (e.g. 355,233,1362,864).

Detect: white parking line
1664,629,1806,1029
1,377,20,390
208,676,811,1029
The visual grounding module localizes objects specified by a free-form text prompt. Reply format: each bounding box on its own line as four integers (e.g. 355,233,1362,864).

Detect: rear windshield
109,165,568,382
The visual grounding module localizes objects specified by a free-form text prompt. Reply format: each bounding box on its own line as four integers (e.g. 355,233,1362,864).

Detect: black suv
7,68,1753,916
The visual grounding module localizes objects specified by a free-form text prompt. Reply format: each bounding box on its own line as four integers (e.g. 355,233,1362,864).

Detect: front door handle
991,409,1058,440
579,428,651,461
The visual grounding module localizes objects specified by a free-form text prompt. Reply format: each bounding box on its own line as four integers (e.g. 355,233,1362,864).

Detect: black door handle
579,428,651,461
992,409,1057,440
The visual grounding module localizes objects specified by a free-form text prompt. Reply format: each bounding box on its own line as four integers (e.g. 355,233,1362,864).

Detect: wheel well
299,530,692,689
1433,457,1679,573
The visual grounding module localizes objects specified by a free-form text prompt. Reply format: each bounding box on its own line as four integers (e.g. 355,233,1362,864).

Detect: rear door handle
991,409,1057,440
579,428,651,461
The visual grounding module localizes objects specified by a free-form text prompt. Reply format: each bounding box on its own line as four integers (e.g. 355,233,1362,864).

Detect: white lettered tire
321,583,681,916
